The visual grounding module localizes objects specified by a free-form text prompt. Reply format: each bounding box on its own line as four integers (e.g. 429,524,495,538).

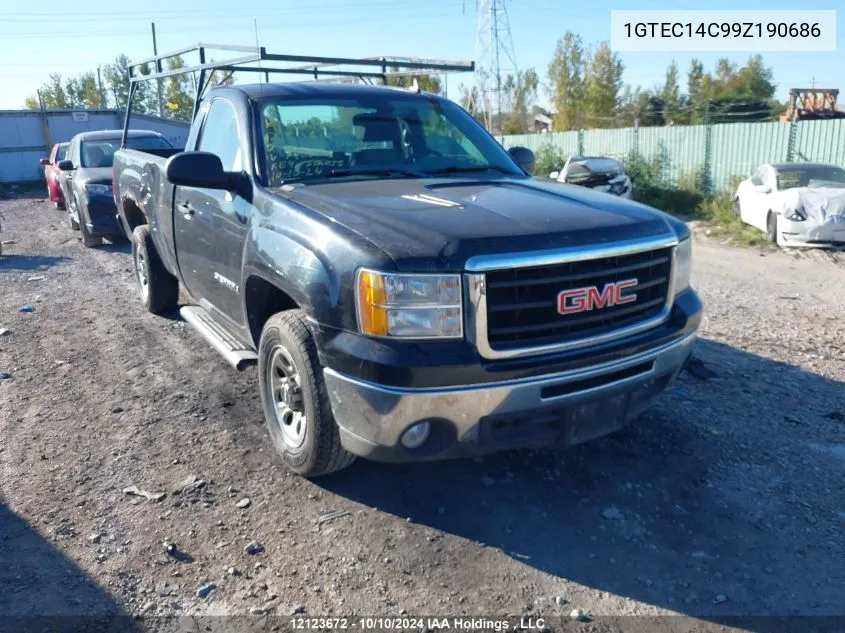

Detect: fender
241,217,341,329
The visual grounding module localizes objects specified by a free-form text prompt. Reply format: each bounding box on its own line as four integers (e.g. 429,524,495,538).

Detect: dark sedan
58,129,173,247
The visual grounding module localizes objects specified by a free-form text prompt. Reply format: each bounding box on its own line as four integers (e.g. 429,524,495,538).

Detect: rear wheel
766,212,778,243
131,225,179,314
258,310,354,478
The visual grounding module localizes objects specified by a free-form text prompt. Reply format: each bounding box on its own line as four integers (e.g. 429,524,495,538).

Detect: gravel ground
1,194,844,632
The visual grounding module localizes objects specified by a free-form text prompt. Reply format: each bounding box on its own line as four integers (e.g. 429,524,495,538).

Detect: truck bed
113,147,181,278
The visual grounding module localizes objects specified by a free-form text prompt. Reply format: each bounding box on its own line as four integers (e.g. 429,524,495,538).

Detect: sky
0,0,841,110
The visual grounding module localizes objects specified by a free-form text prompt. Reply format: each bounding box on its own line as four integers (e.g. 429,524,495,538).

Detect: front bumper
325,328,697,462
82,195,121,236
777,215,845,248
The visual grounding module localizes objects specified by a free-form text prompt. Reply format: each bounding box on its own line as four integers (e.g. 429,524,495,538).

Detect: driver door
745,166,774,231
173,97,250,326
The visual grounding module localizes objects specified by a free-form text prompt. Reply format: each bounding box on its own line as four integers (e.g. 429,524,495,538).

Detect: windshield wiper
424,164,512,176
277,166,424,186
327,167,425,178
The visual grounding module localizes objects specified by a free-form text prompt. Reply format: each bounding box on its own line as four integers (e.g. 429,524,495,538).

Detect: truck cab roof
209,82,441,102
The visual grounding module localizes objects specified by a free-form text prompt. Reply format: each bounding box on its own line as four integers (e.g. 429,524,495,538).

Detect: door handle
178,202,195,220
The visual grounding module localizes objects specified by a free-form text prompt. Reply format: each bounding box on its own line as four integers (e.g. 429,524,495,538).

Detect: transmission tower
474,0,517,132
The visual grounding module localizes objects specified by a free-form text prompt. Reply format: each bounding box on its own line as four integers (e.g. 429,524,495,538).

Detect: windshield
259,95,523,186
776,166,845,190
55,145,69,162
80,136,172,168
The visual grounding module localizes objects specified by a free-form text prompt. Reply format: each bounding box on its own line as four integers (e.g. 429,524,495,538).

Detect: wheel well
245,276,299,346
122,197,147,233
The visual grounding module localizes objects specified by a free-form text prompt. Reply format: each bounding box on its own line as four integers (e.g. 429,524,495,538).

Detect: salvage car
113,44,701,478
40,142,70,208
550,156,632,199
733,162,845,247
58,129,174,247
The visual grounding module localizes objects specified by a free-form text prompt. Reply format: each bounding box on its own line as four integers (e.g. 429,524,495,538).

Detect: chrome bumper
324,329,698,462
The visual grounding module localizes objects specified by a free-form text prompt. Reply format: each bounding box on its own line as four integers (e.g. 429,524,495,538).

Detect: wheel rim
266,345,307,449
134,246,149,301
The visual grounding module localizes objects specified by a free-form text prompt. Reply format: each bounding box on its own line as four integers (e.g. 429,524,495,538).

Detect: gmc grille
484,247,673,350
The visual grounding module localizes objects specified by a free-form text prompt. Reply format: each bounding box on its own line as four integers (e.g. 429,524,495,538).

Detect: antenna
474,0,517,133
254,19,264,85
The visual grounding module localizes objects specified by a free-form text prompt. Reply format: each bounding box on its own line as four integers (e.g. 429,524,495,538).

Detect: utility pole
151,22,164,117
97,66,106,109
474,0,517,135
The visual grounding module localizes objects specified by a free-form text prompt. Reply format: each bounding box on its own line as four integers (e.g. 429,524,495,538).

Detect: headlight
356,269,462,339
672,238,692,295
85,183,112,196
784,207,807,221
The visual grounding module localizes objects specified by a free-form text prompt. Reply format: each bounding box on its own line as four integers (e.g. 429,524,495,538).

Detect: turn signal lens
357,270,389,337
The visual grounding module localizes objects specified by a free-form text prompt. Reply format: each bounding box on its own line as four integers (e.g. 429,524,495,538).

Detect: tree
662,61,681,124
102,54,159,114
501,68,539,134
729,54,775,101
459,83,485,123
25,74,71,109
687,59,706,123
548,32,585,131
163,56,194,121
583,42,623,126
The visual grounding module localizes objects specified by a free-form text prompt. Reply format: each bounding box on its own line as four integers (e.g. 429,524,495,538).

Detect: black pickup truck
114,81,701,477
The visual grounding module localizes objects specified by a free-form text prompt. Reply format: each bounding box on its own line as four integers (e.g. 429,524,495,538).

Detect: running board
179,306,258,371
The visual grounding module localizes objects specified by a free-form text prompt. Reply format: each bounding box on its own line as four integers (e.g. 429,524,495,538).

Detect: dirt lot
1,193,844,632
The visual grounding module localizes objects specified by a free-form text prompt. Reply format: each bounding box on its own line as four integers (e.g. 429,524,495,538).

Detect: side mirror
58,159,74,171
755,184,772,194
166,151,239,191
548,171,560,181
40,158,50,166
508,146,535,175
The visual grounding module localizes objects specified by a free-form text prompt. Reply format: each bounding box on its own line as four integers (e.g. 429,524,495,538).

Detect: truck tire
68,211,79,231
131,225,179,314
76,199,102,247
258,310,355,478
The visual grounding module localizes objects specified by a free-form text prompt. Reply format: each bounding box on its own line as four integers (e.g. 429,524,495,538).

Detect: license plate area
559,391,631,446
478,391,632,448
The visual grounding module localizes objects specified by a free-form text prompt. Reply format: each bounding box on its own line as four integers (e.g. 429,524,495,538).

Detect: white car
733,163,845,247
549,156,632,199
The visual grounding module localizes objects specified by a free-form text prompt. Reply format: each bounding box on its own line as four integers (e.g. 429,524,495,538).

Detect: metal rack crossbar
123,43,474,146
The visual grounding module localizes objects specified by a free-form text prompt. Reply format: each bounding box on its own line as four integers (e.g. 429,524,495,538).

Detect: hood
275,176,675,270
568,171,629,188
774,186,845,225
76,167,112,186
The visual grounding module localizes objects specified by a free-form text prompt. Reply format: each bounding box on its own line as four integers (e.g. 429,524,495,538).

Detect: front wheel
76,199,102,247
131,225,179,314
766,212,778,243
258,310,354,478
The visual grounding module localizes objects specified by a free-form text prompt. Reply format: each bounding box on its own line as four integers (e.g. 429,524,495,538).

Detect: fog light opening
400,422,431,449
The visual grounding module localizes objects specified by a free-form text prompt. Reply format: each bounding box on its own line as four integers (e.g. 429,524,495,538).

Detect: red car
40,142,70,209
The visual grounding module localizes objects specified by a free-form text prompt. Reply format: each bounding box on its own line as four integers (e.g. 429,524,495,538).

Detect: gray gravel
1,196,844,629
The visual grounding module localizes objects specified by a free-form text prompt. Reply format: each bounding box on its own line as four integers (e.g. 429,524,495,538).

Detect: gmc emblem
558,278,638,315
